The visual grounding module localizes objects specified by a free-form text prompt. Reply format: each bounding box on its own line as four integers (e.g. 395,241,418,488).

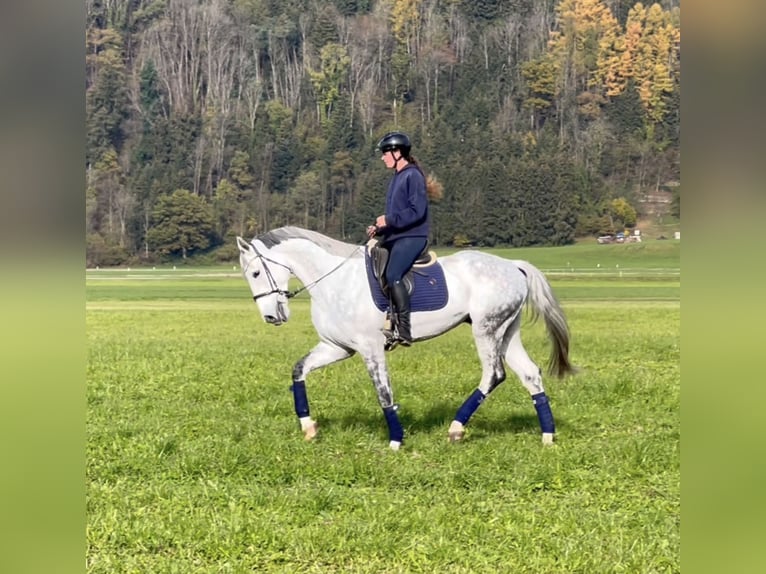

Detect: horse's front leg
362,351,404,450
292,341,353,441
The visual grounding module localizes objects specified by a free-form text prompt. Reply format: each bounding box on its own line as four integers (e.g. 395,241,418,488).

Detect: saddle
366,238,438,295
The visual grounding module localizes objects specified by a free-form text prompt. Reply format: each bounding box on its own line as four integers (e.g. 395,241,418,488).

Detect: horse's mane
258,226,363,258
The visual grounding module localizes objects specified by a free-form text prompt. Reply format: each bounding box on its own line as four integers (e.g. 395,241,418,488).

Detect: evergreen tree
670,185,680,219
310,8,340,50
460,0,510,22
86,28,129,164
605,78,644,137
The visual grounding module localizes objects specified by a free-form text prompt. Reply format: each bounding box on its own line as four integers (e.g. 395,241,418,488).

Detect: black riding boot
390,280,412,346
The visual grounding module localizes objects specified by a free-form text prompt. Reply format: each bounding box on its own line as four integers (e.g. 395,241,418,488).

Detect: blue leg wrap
455,389,486,425
290,380,310,418
383,405,404,443
532,392,555,434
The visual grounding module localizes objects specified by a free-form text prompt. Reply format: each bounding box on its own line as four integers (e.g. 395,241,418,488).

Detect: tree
506,155,579,246
345,10,388,137
605,77,644,136
212,178,241,239
287,170,324,229
309,43,352,125
632,3,678,125
596,2,680,126
521,57,558,132
386,0,422,102
146,189,215,258
86,27,129,164
327,150,356,237
459,0,509,22
310,5,340,50
89,147,134,250
609,196,637,228
416,0,454,120
546,0,622,146
670,185,680,219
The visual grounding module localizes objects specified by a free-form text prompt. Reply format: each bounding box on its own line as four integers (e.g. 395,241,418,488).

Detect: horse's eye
252,270,260,278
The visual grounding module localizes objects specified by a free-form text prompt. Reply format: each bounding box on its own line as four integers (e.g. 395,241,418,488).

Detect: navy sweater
381,164,429,243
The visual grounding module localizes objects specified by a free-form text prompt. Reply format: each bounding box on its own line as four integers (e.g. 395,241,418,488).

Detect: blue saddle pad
364,250,449,312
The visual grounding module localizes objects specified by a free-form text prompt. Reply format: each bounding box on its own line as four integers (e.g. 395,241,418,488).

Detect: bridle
243,239,359,301
243,243,295,301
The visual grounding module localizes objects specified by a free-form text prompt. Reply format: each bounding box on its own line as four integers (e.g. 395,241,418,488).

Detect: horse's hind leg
291,342,353,441
504,321,555,445
448,320,510,442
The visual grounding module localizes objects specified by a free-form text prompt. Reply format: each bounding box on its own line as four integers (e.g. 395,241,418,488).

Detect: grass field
86,242,680,573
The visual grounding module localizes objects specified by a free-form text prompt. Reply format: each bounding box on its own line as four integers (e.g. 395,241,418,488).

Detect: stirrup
382,314,412,350
383,325,411,351
381,322,397,350
384,337,400,351
383,330,411,351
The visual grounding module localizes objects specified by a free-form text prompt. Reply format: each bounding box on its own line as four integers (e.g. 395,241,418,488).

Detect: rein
246,239,361,301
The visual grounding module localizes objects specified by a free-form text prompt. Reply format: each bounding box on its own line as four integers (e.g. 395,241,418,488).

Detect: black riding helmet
376,131,411,157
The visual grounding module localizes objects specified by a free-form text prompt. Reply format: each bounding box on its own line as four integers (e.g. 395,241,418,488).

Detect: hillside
86,0,681,266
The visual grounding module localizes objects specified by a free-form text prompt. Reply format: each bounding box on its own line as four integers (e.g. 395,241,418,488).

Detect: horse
236,226,576,450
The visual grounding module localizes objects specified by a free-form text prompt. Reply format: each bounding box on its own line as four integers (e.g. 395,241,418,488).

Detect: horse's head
236,236,292,326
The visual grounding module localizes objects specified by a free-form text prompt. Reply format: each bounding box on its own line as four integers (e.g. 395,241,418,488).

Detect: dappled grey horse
237,226,576,450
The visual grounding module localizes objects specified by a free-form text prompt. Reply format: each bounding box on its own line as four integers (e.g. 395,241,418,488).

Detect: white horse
237,226,575,450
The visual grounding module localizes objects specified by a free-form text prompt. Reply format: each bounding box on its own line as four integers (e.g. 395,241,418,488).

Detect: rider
367,131,432,347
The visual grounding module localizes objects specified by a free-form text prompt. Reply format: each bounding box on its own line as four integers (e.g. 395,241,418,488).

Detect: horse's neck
273,239,346,285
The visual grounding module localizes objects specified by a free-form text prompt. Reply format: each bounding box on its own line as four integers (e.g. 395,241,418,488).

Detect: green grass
87,248,680,573
468,239,680,271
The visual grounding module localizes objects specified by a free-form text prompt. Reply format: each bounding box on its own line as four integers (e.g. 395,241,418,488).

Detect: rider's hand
366,225,377,238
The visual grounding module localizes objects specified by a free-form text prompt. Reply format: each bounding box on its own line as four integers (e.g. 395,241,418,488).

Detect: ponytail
425,174,443,201
407,155,444,201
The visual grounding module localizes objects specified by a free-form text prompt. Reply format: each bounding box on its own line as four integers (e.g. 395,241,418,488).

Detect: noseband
244,242,298,301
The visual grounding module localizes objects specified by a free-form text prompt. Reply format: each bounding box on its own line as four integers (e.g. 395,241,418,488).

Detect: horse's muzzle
264,302,288,326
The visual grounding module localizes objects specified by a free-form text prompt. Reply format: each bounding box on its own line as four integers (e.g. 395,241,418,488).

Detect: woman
367,131,441,347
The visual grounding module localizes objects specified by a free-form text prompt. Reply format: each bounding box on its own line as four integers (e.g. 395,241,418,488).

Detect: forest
85,0,680,265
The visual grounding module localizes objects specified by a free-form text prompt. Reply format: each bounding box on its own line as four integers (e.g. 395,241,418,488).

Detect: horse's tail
512,260,577,378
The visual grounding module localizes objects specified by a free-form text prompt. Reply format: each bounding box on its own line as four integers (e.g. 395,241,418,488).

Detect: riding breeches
384,237,428,286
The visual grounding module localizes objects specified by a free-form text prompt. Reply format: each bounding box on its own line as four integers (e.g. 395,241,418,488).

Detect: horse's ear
236,236,251,253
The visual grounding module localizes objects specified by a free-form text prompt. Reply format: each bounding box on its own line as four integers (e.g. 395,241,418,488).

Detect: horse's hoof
542,432,554,446
303,422,319,441
448,431,464,443
448,421,465,443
